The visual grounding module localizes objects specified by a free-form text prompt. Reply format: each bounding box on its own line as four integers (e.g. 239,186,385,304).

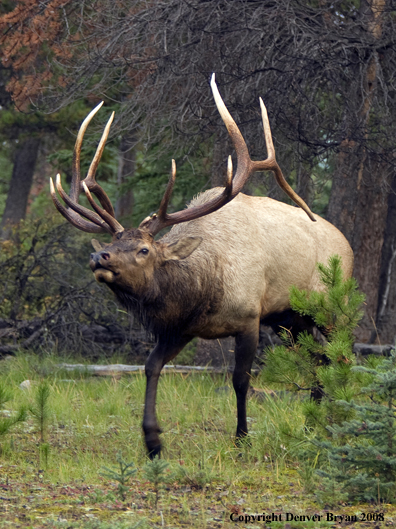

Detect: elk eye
139,248,149,255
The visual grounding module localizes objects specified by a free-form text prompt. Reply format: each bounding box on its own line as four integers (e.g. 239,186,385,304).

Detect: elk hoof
235,435,251,448
235,429,251,448
144,429,162,459
147,444,161,460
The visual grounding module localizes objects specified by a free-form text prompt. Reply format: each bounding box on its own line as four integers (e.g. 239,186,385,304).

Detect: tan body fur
162,188,353,339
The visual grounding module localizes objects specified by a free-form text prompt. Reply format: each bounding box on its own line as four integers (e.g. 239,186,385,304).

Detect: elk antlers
140,74,315,234
50,74,315,237
50,102,124,235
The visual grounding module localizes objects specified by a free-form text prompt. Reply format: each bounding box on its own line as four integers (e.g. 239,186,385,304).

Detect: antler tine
82,182,124,235
210,74,252,197
157,159,177,220
50,177,107,233
70,101,104,203
226,155,233,193
82,111,116,217
258,98,275,160
254,99,316,222
54,174,113,233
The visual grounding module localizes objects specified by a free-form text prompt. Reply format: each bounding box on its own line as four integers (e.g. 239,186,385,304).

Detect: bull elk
50,74,353,458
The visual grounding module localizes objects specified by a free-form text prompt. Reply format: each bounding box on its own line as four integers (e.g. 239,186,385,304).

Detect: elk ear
163,237,203,261
91,239,106,252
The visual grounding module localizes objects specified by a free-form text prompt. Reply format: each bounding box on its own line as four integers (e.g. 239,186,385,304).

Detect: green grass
0,353,394,528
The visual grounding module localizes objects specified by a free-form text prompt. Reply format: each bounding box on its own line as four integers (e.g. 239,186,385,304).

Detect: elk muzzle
90,251,116,283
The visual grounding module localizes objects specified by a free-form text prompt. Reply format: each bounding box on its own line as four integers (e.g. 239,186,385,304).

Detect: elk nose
90,251,110,267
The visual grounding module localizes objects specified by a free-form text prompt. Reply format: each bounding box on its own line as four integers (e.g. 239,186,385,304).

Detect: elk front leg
233,325,259,441
143,337,191,459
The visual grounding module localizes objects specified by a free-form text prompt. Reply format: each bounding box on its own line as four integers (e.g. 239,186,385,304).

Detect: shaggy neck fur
109,258,224,343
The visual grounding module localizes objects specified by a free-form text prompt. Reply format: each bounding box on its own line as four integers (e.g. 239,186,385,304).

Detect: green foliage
262,255,365,427
100,451,137,502
0,217,136,357
289,255,364,334
315,352,396,502
0,406,27,437
40,441,50,469
314,474,349,507
0,382,27,444
142,456,170,509
29,380,51,443
130,146,209,227
175,463,213,490
48,520,146,529
0,382,12,409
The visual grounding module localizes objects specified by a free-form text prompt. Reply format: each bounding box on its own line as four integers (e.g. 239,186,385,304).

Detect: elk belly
94,269,116,283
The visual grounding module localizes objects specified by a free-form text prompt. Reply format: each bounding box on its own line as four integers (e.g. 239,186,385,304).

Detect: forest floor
0,354,395,529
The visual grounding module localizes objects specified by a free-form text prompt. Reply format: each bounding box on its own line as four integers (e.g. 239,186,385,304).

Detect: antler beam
139,74,315,236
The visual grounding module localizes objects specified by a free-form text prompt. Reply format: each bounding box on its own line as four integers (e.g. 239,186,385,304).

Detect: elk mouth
90,260,118,284
93,267,117,283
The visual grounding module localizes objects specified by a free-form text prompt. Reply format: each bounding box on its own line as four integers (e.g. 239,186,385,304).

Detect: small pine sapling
29,381,51,444
100,451,137,502
262,255,365,428
142,456,170,509
315,352,396,502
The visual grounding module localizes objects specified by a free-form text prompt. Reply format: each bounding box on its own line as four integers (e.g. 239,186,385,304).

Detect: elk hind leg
233,326,259,441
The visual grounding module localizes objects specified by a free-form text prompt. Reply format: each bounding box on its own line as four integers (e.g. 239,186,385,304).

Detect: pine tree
262,255,365,428
100,451,137,502
29,381,51,444
315,353,396,502
142,456,169,509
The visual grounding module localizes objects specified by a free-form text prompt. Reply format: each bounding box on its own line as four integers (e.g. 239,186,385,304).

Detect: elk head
89,228,202,297
50,74,315,293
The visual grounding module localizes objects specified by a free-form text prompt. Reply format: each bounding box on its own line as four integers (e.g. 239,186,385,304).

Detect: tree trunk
115,134,135,222
327,126,391,343
327,0,387,342
375,171,396,343
351,154,390,341
0,137,40,239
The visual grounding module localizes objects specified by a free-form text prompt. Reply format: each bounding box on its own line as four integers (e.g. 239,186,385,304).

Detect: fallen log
57,343,395,377
353,343,395,358
56,363,236,376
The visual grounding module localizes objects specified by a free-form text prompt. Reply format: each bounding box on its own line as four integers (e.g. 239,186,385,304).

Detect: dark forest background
1,0,396,357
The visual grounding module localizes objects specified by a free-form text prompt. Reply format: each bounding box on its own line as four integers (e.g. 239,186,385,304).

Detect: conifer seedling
100,451,137,502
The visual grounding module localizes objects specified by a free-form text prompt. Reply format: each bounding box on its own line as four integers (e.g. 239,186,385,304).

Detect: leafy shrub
0,217,151,359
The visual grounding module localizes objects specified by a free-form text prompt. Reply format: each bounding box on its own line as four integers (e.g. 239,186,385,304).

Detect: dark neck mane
109,260,223,340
